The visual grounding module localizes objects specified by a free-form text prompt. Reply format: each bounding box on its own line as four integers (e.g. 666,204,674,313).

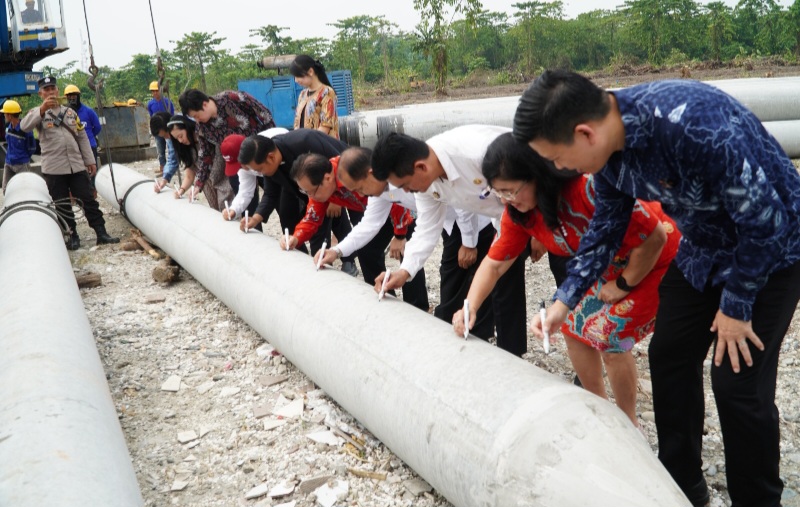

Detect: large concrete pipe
0,174,143,507
339,77,800,157
96,164,690,507
257,54,297,70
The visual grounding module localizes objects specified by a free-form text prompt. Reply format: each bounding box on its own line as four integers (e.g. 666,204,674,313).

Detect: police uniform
20,76,118,248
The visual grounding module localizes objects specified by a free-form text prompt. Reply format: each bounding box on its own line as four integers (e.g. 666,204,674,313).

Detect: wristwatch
332,246,343,258
616,274,637,292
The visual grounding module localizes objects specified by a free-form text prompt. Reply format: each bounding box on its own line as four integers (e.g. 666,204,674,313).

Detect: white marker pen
463,299,470,340
284,228,290,251
224,200,230,220
316,241,327,271
540,300,550,355
244,210,249,233
378,270,390,301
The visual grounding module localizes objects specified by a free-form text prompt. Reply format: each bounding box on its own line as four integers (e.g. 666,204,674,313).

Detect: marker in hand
316,241,327,271
175,183,182,199
378,270,390,301
154,177,160,191
540,300,550,355
224,200,231,220
244,210,249,233
189,186,196,203
284,228,290,251
463,299,470,340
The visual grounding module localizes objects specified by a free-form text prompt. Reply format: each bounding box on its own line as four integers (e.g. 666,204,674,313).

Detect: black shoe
67,231,80,251
573,374,582,388
95,226,120,245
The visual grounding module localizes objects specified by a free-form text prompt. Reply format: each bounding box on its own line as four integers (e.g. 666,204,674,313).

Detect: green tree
172,31,226,91
329,15,378,82
705,2,734,61
789,0,800,57
249,25,292,55
413,0,483,95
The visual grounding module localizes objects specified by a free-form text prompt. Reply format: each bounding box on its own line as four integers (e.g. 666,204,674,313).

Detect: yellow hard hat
0,100,22,114
149,81,159,91
127,98,138,106
64,84,81,95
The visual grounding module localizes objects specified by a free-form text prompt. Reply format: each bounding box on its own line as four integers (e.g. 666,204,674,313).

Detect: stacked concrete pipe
339,76,800,157
96,164,691,507
0,174,143,507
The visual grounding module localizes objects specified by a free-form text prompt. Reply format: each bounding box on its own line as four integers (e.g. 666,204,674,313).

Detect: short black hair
482,132,577,229
513,69,610,145
149,111,171,136
178,89,210,114
339,147,372,181
290,153,332,186
238,135,276,166
371,132,429,181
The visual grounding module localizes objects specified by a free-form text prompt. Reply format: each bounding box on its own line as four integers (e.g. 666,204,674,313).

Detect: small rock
144,293,167,304
314,480,348,507
641,411,656,423
256,344,276,358
403,478,433,496
177,430,198,444
161,375,181,392
275,502,297,507
637,379,652,395
245,483,270,500
707,464,718,477
253,404,273,419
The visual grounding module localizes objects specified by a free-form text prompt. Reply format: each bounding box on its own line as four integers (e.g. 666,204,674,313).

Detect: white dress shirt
400,125,509,278
229,127,289,218
336,184,490,258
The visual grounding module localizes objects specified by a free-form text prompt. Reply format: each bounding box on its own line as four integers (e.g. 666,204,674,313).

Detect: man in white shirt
371,125,529,356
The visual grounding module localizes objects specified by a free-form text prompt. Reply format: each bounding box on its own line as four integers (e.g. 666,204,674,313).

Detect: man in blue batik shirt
514,70,800,507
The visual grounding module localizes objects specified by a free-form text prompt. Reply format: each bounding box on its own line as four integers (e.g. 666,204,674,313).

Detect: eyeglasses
298,183,320,197
490,182,526,202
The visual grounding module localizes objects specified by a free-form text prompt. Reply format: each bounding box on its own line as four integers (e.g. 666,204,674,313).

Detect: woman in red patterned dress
453,133,680,425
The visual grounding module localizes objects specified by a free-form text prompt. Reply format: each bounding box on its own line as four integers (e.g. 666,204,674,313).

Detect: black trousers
357,218,429,311
262,180,327,254
44,171,104,231
649,260,800,507
435,223,528,356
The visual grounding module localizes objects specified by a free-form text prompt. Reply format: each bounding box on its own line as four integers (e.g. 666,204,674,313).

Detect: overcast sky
40,0,793,72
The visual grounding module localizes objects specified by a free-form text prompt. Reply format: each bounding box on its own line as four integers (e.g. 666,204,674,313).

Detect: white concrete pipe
96,164,690,507
0,173,143,507
339,77,800,157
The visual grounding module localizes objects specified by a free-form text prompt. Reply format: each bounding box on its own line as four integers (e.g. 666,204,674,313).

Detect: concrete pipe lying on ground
339,76,800,158
0,173,143,507
97,164,691,507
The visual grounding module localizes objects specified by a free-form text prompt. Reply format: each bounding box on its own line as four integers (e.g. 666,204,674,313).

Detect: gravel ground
6,157,800,507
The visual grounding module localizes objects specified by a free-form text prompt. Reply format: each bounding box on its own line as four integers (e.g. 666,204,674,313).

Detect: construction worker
65,84,102,193
1,99,38,192
147,81,175,178
20,76,119,250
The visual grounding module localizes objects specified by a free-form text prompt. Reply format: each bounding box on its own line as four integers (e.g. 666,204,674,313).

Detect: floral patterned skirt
562,259,671,353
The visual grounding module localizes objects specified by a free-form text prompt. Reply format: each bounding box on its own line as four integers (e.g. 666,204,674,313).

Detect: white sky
39,0,794,71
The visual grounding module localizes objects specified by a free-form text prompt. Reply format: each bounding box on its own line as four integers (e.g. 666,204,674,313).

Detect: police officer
20,76,119,250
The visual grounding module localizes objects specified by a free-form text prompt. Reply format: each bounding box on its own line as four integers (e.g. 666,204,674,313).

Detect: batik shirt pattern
557,80,800,321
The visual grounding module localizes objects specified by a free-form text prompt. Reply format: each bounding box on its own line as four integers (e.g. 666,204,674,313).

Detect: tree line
25,0,800,109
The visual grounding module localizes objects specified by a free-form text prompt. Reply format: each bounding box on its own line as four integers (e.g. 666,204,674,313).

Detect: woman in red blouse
453,133,680,425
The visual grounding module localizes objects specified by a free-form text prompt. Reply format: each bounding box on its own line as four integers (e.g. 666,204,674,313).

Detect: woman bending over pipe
452,133,680,426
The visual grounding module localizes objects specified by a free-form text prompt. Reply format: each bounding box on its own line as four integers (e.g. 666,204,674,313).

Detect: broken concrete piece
170,480,188,492
161,375,181,392
196,381,215,394
274,502,297,507
268,480,295,498
298,475,333,495
273,398,304,419
256,343,275,358
259,374,289,387
253,403,272,419
263,419,287,431
145,293,167,304
177,430,198,444
315,480,349,507
245,483,269,500
219,386,241,397
306,430,341,446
